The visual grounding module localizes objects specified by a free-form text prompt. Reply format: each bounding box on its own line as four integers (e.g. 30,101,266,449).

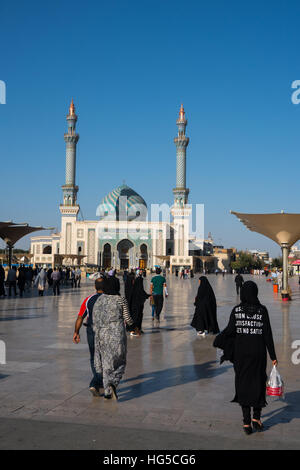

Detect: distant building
213,246,236,271
249,250,269,262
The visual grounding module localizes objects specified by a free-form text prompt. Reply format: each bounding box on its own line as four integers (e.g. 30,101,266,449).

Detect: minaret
61,99,80,208
60,100,80,258
170,104,192,267
173,104,189,207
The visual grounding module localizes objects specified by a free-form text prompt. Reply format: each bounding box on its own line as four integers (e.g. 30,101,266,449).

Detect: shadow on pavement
3,307,43,312
262,391,300,430
0,315,45,321
118,361,230,402
0,374,9,380
1,285,82,299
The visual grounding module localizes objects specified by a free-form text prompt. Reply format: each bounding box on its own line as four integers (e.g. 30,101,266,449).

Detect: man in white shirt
75,267,81,288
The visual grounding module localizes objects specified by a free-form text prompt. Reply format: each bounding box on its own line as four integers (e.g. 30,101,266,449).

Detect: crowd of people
73,267,168,399
175,267,194,279
72,268,277,436
0,260,278,435
0,264,82,298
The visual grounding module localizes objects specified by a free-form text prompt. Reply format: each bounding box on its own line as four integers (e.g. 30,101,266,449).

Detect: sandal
243,425,252,435
252,420,264,431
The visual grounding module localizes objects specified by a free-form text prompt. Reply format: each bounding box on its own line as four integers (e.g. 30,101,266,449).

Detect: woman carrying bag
35,268,47,296
214,280,278,434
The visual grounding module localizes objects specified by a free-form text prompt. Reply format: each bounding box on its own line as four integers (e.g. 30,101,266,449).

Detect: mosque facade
30,101,209,271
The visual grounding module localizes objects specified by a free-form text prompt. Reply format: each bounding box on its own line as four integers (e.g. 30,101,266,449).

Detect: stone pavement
0,274,299,450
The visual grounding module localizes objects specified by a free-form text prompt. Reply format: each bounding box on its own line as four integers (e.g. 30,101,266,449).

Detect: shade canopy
231,211,300,247
0,221,52,246
193,255,215,262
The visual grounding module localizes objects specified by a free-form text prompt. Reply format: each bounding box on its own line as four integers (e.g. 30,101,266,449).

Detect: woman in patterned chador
93,276,134,400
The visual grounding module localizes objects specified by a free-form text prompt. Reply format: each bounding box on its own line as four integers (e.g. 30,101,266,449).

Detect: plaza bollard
281,291,289,301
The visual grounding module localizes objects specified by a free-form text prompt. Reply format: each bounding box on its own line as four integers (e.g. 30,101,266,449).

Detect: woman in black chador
214,281,278,435
129,275,150,336
124,270,135,306
191,276,220,337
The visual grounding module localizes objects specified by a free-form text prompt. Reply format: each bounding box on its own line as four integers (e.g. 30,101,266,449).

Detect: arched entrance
139,243,148,269
103,243,112,269
117,239,134,270
43,245,52,254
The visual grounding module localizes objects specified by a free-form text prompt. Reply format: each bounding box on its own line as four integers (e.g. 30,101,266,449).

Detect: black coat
215,303,277,407
130,277,150,326
235,274,244,287
191,277,220,334
124,274,135,306
17,268,26,289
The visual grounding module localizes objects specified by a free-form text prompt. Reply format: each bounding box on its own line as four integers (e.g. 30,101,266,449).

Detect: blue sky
1,0,300,256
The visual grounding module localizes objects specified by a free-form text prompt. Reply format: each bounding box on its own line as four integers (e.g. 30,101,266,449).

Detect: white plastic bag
266,365,284,397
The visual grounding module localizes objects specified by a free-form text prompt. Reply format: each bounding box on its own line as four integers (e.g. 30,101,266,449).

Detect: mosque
30,101,215,272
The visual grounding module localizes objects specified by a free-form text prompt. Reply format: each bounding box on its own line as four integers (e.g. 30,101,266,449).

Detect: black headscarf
240,281,260,305
196,276,216,304
240,280,260,315
103,276,120,295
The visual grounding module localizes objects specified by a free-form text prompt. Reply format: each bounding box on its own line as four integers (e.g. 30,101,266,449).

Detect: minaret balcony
62,184,79,190
64,133,79,143
174,136,189,147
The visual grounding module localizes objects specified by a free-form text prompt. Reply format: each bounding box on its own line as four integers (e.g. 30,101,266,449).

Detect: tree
272,257,283,268
230,251,265,271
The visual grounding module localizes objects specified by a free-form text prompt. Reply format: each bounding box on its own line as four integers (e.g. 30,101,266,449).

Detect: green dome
97,184,147,221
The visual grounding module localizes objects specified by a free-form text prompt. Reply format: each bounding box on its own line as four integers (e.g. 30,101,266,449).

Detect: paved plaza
0,274,299,450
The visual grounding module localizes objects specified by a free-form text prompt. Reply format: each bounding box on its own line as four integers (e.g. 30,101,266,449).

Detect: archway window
43,245,52,255
117,239,134,270
140,244,148,255
103,243,112,269
139,243,148,269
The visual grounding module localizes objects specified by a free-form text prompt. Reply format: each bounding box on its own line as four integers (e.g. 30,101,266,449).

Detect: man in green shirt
150,267,167,325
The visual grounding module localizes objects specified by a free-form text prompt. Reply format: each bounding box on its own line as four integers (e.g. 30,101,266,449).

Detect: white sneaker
130,331,139,336
197,331,206,337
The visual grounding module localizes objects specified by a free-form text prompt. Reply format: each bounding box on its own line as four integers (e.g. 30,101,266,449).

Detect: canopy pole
7,243,13,268
281,243,290,300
